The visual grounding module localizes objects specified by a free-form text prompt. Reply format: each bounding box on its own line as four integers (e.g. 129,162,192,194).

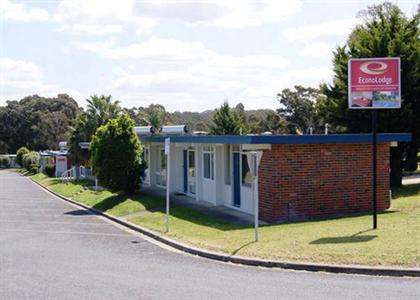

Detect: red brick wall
258,143,390,223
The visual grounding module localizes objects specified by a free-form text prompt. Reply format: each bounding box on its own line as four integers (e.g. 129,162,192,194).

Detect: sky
0,0,418,112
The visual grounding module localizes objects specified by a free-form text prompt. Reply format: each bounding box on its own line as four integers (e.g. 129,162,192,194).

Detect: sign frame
348,57,401,110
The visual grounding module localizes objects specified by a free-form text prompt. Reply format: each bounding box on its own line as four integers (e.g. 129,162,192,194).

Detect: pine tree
209,102,242,135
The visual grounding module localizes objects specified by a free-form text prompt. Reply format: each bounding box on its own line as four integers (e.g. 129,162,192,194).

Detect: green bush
16,147,30,167
44,164,55,177
29,165,39,174
23,151,40,171
90,113,142,193
0,156,11,168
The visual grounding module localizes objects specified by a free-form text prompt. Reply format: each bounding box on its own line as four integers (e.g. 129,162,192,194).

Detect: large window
225,145,231,185
141,147,150,183
188,150,195,177
160,149,167,171
203,146,214,180
241,154,252,187
156,148,167,186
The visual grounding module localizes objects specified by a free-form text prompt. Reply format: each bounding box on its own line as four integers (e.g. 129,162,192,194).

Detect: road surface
0,170,419,300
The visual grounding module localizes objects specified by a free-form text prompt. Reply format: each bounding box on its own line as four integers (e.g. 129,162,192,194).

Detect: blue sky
0,0,418,112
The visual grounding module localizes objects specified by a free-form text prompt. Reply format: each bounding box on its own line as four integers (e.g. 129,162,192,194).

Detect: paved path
403,174,420,185
1,170,419,300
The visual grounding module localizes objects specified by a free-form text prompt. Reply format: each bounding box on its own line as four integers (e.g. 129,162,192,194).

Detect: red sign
348,58,400,109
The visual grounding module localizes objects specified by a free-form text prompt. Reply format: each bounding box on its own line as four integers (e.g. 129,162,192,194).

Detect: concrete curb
30,177,420,278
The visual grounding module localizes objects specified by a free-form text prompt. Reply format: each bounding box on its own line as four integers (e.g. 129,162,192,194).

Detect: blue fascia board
139,133,411,145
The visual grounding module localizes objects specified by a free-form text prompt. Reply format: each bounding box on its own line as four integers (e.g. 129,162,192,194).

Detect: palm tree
86,94,121,127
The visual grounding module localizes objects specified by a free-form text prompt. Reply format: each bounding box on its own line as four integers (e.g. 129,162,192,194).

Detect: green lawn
30,172,419,267
31,173,164,217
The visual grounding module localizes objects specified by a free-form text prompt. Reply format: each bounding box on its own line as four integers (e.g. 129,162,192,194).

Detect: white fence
61,166,95,182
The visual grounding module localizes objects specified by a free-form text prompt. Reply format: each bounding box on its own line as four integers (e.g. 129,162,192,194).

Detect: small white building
139,132,269,215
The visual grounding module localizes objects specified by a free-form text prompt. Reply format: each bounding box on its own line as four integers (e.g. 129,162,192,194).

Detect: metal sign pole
252,153,259,241
247,152,261,242
372,110,378,229
165,138,170,233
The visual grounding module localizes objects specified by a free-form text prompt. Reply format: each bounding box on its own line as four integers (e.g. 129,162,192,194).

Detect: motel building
137,126,411,223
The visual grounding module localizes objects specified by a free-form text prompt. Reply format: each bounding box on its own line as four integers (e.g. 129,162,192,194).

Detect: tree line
0,87,323,153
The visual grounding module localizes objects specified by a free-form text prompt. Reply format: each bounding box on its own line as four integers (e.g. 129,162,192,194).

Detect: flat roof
139,133,411,145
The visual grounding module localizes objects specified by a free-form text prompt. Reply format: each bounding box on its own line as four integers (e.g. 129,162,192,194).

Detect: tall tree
86,95,121,128
258,111,289,134
125,104,171,131
277,85,325,134
317,2,420,185
0,94,80,153
209,102,241,135
69,95,121,164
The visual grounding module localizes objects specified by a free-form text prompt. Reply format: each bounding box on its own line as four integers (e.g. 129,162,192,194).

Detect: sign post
165,138,170,233
246,151,263,242
372,110,377,228
348,57,401,229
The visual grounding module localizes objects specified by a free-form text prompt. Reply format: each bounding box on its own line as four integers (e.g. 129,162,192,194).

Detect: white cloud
0,0,50,22
109,65,332,111
54,0,155,35
0,57,43,88
0,57,82,103
136,0,302,28
58,24,123,35
283,18,362,42
75,37,213,61
300,42,331,57
75,37,289,70
94,37,332,111
52,0,301,35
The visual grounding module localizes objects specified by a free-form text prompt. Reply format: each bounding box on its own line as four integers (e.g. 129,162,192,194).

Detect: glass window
210,152,214,180
141,147,150,182
160,149,166,170
188,151,195,177
241,154,252,187
203,147,214,180
225,145,230,185
203,153,211,179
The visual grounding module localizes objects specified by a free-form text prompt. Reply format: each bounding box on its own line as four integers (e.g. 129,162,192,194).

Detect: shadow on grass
310,229,377,245
49,178,93,187
91,192,165,213
230,241,256,256
168,207,247,231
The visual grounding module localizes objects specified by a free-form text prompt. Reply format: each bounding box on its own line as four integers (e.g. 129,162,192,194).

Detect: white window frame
156,147,167,187
187,147,196,195
203,146,214,181
142,146,150,184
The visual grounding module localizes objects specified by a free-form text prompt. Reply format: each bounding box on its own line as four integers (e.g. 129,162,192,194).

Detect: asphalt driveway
0,170,419,300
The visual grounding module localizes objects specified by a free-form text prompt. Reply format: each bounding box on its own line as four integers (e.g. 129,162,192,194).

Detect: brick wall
258,143,390,223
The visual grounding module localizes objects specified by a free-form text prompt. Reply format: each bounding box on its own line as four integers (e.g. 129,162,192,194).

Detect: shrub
44,164,55,177
23,152,40,171
16,147,30,167
90,113,142,193
0,156,11,168
29,165,39,174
